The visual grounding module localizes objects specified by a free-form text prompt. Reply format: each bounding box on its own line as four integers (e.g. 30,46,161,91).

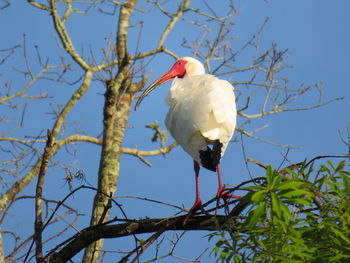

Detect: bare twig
0,66,51,104
34,130,55,263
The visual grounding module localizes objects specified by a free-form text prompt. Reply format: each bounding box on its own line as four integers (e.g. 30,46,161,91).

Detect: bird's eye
178,61,182,65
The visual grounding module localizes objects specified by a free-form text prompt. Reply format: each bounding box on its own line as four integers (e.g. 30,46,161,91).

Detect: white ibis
135,57,238,224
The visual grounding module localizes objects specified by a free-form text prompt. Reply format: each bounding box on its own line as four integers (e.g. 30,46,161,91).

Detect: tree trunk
82,65,133,262
82,1,138,261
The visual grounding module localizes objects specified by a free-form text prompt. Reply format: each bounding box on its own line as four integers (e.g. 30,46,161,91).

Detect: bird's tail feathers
199,140,223,172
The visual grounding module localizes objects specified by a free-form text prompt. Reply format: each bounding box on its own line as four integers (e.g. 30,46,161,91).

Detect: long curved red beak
134,68,179,111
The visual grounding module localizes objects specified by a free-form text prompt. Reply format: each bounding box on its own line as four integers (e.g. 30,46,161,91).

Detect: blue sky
1,0,350,262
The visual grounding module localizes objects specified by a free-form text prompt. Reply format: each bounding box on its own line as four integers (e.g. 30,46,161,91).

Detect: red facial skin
152,59,188,87
135,59,188,110
135,58,241,225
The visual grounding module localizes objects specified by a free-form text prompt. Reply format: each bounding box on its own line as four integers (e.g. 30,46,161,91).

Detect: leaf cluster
145,121,168,149
212,160,350,263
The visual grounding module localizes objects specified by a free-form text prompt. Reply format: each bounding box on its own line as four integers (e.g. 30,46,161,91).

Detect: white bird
135,57,238,224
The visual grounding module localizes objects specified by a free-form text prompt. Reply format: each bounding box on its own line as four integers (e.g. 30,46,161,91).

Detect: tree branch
0,70,94,215
238,96,344,119
49,0,91,71
117,0,139,62
0,135,177,168
122,142,178,166
0,66,50,104
48,215,237,263
157,0,190,49
236,127,298,148
34,130,55,263
83,1,139,261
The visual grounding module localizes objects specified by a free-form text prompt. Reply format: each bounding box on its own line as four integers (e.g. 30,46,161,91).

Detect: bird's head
135,57,205,110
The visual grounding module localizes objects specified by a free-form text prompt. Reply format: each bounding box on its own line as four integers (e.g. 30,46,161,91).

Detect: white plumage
165,73,236,166
135,57,238,224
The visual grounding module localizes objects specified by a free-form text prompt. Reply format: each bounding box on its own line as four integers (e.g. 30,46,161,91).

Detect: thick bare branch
48,215,236,263
51,71,93,138
34,130,55,263
49,0,91,71
0,135,177,168
28,0,51,11
117,0,139,62
83,2,139,260
0,231,3,263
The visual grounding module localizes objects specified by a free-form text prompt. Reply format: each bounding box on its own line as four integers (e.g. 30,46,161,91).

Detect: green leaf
334,160,345,173
282,167,298,177
341,170,350,176
145,122,160,130
266,165,274,186
211,159,350,263
293,198,312,206
279,199,291,220
331,227,350,246
214,240,224,255
320,164,331,174
271,192,282,219
271,174,283,189
246,201,266,230
279,188,309,199
275,180,305,191
251,190,267,204
327,160,335,170
145,121,167,147
242,185,266,192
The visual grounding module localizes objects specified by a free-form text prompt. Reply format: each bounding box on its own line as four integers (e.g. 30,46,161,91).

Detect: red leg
216,164,241,214
183,161,207,225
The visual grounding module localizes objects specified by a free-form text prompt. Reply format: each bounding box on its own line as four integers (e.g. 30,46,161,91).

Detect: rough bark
82,72,133,262
50,215,237,263
81,1,139,262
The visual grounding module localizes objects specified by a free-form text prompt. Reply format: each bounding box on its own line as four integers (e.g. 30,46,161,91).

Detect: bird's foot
216,187,242,215
183,199,209,225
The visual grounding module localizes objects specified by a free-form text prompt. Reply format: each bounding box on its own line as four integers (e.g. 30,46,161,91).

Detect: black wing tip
199,140,223,172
